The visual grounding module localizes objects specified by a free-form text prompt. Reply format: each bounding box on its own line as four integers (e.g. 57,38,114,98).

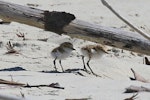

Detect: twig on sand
23,83,64,89
124,85,150,93
124,93,138,100
0,78,64,89
16,32,49,42
37,38,49,42
16,32,26,40
129,68,150,83
4,41,47,59
65,98,91,100
5,41,19,54
0,79,25,86
101,0,150,41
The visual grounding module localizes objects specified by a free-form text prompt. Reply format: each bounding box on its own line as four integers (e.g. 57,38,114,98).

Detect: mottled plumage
51,42,75,72
81,44,108,75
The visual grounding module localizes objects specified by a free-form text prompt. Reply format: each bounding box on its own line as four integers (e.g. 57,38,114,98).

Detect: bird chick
51,42,75,72
81,44,108,76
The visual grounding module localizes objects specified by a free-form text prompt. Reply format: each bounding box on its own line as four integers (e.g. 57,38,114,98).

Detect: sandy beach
0,0,150,100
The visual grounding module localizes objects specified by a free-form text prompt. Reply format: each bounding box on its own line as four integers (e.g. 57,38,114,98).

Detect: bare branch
101,0,150,41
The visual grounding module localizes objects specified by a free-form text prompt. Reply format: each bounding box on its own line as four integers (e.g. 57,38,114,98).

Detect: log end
44,11,75,34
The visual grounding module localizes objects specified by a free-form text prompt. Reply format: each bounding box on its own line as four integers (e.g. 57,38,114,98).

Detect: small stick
101,0,150,41
130,68,150,83
0,79,25,86
65,98,90,100
124,93,138,100
0,78,64,89
23,83,64,89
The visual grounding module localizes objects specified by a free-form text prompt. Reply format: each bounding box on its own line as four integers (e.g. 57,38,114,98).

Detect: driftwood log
0,1,150,55
124,85,150,93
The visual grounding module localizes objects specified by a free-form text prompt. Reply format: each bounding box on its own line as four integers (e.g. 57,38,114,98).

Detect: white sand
0,0,150,100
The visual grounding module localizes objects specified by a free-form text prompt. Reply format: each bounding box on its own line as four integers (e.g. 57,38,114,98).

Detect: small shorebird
81,44,108,76
51,42,75,72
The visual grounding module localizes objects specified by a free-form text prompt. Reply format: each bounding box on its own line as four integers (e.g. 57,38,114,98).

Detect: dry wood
0,79,25,86
129,68,150,83
23,83,64,89
124,93,138,100
124,85,150,93
63,20,150,56
0,0,150,55
0,0,44,28
65,98,90,100
101,0,150,41
37,38,48,42
0,78,64,89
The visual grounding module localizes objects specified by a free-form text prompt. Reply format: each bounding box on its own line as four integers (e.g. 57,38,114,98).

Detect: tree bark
0,0,150,55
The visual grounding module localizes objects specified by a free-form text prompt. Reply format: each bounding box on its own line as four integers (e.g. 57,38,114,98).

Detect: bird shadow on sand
39,68,87,76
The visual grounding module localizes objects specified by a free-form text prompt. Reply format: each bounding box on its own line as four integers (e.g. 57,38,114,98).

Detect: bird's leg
82,55,87,71
86,58,100,77
53,57,57,71
86,58,94,73
59,60,64,72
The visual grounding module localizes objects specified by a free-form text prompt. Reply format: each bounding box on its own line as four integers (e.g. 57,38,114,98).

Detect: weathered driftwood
124,85,150,93
0,79,25,86
129,68,150,83
0,0,150,55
